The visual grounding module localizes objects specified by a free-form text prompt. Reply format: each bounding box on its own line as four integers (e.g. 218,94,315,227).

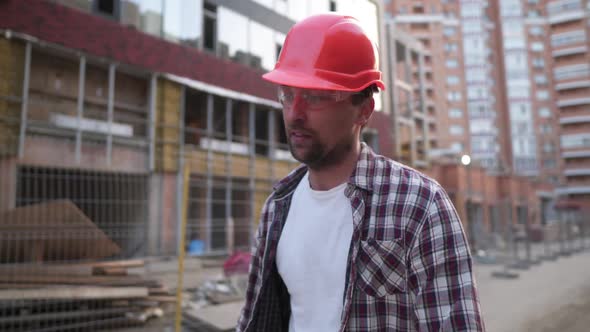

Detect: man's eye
307,95,330,103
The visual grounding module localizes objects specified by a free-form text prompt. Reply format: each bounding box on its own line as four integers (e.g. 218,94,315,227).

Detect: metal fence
0,37,301,331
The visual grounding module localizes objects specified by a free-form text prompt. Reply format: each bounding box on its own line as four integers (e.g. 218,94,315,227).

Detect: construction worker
237,13,484,331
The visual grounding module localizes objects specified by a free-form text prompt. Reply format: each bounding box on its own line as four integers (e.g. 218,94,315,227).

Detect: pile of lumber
0,259,175,331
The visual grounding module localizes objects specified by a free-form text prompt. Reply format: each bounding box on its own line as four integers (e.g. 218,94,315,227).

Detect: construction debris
0,259,175,331
0,201,172,330
181,267,248,331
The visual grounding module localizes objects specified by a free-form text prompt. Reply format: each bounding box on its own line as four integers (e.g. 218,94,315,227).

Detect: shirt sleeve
408,188,485,331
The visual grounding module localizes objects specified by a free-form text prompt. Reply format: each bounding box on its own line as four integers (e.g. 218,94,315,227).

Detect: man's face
279,86,371,169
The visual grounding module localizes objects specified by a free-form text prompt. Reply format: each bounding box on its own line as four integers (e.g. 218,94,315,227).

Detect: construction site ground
125,240,590,332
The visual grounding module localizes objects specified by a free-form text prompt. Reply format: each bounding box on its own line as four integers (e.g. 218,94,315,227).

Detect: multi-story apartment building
385,0,566,238
385,22,431,167
547,0,590,208
0,0,388,258
385,0,473,164
463,0,505,173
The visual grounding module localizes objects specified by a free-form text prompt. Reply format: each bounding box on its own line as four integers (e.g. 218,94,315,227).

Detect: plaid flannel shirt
237,143,485,331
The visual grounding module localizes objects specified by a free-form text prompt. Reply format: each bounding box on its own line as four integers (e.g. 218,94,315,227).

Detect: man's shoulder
370,153,443,195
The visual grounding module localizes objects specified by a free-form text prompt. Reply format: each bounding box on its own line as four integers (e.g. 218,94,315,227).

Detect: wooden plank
90,259,144,269
0,286,149,300
0,307,136,324
0,264,93,276
0,274,155,287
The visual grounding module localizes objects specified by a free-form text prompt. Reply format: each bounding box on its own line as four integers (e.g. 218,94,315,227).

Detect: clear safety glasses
277,86,358,110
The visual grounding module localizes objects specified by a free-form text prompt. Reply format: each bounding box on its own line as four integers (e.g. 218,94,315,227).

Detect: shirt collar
272,142,376,198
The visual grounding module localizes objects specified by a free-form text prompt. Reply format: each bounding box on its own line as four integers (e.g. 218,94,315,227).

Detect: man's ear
356,98,375,126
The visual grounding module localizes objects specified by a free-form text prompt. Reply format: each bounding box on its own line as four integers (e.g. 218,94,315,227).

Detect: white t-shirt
276,172,354,332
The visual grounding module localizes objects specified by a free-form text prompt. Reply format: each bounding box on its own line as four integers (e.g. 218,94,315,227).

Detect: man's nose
285,95,307,122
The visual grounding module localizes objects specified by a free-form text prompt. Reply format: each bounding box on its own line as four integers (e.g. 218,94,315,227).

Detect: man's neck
307,142,361,191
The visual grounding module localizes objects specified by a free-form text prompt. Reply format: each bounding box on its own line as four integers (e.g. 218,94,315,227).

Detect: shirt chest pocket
356,239,407,298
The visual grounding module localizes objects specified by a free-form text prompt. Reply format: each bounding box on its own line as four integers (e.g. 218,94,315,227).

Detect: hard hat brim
263,68,385,92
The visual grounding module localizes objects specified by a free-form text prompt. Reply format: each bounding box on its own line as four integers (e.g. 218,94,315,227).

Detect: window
529,26,543,36
543,159,556,169
162,0,202,48
530,42,544,52
450,125,464,135
447,91,462,101
444,43,458,53
451,142,464,152
249,20,275,70
534,74,547,85
446,59,459,68
541,124,552,134
449,108,463,118
203,2,217,52
122,0,164,37
504,37,525,49
468,87,486,99
330,0,337,11
218,8,247,63
538,107,551,118
443,26,456,36
543,142,555,153
532,58,544,68
446,76,460,85
536,90,550,100
507,86,530,99
527,10,540,18
95,0,119,19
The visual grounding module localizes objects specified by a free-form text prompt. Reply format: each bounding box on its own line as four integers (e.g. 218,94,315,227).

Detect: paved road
476,249,590,332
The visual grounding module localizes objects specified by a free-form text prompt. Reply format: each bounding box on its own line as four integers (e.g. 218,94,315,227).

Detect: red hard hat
262,13,385,92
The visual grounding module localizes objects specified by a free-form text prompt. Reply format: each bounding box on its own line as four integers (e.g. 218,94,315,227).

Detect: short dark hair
351,84,379,106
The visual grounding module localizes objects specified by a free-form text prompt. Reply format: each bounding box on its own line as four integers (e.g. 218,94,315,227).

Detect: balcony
552,46,588,58
548,0,585,24
549,11,585,24
564,168,590,176
560,115,590,125
556,80,590,91
562,150,590,158
555,186,590,195
557,97,590,107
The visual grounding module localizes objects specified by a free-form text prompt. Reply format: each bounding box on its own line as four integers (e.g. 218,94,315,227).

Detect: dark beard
288,133,355,171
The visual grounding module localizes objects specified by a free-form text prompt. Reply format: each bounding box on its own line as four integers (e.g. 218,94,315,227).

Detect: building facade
547,0,590,208
0,0,388,257
385,0,471,161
